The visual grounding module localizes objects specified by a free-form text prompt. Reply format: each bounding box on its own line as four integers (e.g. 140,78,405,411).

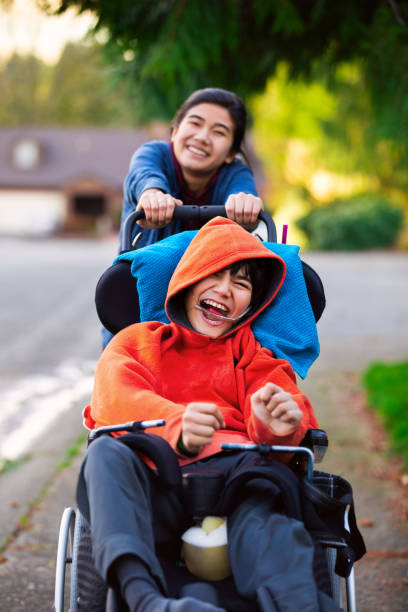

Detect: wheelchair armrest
299,429,328,464
87,419,165,442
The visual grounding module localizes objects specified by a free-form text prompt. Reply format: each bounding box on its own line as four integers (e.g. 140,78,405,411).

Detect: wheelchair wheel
75,512,107,611
54,507,76,612
69,509,89,612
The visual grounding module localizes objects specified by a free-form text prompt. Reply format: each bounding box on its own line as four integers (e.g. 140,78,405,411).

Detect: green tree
47,42,136,125
0,53,49,124
252,61,408,194
363,3,408,146
34,0,408,124
249,60,408,246
0,42,136,126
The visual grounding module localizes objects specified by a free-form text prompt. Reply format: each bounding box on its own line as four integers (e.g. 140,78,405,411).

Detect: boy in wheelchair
77,217,342,612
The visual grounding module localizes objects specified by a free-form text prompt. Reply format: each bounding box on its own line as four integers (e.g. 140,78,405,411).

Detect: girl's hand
181,402,225,455
251,383,302,437
137,189,183,229
225,193,264,229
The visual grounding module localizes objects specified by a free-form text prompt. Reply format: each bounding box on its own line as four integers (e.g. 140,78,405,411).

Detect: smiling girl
121,88,264,248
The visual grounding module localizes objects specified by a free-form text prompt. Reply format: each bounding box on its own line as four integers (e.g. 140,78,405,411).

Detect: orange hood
165,217,286,336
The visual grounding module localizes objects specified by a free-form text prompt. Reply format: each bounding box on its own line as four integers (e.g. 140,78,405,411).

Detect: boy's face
185,266,253,338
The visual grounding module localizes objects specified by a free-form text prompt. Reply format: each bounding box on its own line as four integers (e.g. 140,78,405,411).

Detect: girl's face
185,266,252,338
171,103,235,182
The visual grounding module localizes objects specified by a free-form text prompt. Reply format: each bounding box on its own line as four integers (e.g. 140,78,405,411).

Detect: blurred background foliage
0,43,135,126
296,193,404,250
250,62,408,247
2,0,408,248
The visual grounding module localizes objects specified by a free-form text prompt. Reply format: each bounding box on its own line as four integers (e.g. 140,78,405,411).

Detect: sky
0,0,96,64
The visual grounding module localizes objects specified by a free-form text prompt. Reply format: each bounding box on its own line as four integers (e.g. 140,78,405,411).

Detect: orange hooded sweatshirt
84,217,318,465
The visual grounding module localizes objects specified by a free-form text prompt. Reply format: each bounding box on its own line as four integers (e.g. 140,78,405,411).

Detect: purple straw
282,224,288,244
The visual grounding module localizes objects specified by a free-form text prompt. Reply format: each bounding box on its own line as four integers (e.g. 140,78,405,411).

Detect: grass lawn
363,361,408,469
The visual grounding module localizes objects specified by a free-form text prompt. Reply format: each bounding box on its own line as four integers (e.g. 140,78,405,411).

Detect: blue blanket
116,231,319,378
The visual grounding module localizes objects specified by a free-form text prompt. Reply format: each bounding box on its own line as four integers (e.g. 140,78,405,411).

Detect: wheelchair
54,207,365,611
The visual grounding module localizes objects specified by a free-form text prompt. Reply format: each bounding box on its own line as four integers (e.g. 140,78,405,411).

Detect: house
0,127,151,236
0,126,265,236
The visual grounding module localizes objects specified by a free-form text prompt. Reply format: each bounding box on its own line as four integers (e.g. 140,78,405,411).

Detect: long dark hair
171,88,248,157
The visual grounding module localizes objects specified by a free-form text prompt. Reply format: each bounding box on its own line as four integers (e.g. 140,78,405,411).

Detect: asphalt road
302,250,408,371
0,235,118,544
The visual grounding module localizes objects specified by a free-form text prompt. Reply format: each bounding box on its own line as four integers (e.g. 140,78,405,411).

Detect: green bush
363,361,408,467
296,193,403,250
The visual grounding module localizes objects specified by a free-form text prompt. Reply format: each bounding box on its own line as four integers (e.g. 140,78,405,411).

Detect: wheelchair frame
54,207,355,610
53,422,358,612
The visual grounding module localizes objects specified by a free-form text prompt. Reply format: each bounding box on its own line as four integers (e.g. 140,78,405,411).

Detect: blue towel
116,231,319,378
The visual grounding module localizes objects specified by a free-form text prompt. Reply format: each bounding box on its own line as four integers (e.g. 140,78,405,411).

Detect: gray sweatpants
77,436,340,611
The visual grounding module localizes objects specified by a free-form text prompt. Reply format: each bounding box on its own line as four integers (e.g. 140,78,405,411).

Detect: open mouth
194,299,251,323
194,299,251,324
200,299,229,317
193,299,230,323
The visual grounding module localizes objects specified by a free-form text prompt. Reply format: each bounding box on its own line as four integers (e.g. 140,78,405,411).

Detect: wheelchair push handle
121,205,277,251
87,419,165,441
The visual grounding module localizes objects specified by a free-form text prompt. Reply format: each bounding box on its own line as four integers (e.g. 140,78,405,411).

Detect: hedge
296,193,403,250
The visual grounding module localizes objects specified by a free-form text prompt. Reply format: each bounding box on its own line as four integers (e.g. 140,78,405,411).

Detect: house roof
0,127,152,190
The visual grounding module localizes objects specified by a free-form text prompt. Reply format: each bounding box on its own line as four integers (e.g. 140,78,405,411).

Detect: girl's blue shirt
102,140,259,346
121,140,257,248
